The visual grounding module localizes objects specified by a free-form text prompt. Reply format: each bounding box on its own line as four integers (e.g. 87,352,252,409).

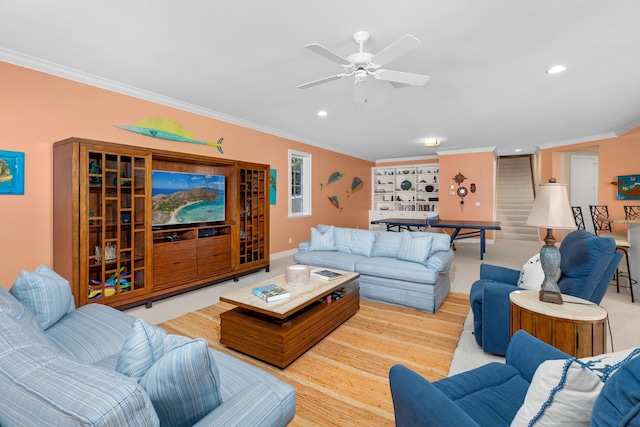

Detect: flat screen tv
151,170,225,227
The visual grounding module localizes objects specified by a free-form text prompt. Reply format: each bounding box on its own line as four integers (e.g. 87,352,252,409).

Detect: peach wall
540,128,640,234
438,150,497,238
0,61,372,288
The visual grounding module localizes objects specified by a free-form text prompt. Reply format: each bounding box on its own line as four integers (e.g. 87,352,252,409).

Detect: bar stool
572,206,586,230
624,205,640,220
589,205,635,302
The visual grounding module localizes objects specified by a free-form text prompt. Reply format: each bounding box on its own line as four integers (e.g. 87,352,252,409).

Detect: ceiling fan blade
376,69,430,86
370,34,421,67
305,43,349,65
354,81,367,103
297,74,347,89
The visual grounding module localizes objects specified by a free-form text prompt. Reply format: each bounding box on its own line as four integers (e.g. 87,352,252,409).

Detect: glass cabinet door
81,147,150,305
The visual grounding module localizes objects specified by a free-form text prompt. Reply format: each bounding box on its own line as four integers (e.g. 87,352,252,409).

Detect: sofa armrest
506,330,569,383
389,365,480,427
193,383,286,427
479,263,521,284
425,249,455,272
298,240,310,253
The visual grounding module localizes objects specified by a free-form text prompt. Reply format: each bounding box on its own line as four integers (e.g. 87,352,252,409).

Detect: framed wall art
615,174,640,200
0,150,25,195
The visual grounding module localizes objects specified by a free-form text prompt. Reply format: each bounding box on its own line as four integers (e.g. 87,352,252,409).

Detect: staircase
496,156,539,242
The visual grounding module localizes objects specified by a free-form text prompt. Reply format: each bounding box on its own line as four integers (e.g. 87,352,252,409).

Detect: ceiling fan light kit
297,30,430,102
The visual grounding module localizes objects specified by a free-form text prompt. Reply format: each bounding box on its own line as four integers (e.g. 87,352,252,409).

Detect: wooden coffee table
219,268,360,368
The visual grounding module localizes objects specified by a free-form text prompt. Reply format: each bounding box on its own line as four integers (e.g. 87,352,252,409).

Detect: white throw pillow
517,254,561,290
511,358,603,426
511,347,640,427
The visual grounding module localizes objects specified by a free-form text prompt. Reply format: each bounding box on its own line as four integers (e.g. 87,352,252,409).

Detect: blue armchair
470,230,622,355
389,331,568,427
389,330,640,427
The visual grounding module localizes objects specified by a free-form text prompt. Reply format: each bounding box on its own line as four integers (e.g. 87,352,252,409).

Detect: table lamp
524,178,577,304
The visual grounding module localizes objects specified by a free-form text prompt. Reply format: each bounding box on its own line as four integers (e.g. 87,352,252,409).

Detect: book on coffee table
310,269,345,281
251,284,290,302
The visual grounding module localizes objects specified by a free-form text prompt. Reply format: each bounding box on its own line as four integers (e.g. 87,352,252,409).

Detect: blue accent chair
389,330,640,427
470,230,622,356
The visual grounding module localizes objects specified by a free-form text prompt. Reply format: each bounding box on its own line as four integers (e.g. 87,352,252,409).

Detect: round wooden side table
509,290,607,358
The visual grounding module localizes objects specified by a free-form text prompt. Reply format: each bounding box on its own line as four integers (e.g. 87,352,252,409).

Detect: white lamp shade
525,182,577,229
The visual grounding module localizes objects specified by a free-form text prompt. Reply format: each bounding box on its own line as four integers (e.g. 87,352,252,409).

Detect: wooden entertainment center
53,137,270,309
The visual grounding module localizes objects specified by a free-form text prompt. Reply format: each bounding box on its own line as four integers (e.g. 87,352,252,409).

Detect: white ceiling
2,1,640,161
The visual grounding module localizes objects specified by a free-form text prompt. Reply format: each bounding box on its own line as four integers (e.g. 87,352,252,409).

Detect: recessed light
424,138,441,147
317,110,327,117
546,65,567,74
514,148,522,152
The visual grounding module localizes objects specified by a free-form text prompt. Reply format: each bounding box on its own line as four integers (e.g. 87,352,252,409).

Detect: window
289,150,312,217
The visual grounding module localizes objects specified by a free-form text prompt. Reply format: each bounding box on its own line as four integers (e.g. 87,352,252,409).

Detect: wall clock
457,186,468,204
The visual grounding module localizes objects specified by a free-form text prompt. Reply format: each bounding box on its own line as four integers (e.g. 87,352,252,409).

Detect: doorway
570,154,598,234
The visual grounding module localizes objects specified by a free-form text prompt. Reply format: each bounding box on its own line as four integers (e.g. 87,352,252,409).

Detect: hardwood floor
159,292,469,426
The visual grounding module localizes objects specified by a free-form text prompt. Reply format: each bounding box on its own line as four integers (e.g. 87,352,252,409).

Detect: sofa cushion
0,286,41,331
435,362,530,426
309,226,336,251
10,265,75,330
333,226,352,253
0,313,159,427
140,338,222,427
372,231,403,257
45,303,136,364
116,318,167,380
356,258,440,284
294,250,363,272
350,229,375,257
397,231,433,264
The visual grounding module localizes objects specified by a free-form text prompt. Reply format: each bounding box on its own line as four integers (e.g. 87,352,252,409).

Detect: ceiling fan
297,31,430,102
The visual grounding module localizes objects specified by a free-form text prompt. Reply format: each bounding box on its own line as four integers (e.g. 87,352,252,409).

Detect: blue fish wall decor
320,172,343,190
346,177,363,198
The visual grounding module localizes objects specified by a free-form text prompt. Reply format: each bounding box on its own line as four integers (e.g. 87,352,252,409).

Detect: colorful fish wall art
320,172,343,190
327,195,343,212
116,117,224,153
613,174,640,200
346,177,363,198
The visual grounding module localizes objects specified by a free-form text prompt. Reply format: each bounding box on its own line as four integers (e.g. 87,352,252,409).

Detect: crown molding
536,132,617,150
374,154,439,163
436,146,497,156
0,48,372,161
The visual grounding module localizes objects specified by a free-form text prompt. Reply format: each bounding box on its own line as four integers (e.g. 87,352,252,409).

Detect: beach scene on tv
152,170,225,226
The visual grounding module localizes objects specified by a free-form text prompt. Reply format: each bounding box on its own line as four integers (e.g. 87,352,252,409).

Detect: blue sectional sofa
389,330,640,426
0,266,296,427
293,225,454,313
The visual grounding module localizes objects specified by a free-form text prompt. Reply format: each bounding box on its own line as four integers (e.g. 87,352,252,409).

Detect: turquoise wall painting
116,117,224,153
0,150,25,195
270,169,277,205
615,174,640,200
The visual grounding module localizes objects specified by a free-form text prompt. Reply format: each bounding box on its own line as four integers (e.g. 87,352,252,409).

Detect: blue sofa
470,230,622,355
293,225,454,313
0,266,296,427
389,330,640,426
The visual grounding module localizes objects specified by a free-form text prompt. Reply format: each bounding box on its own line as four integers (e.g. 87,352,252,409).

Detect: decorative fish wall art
327,195,343,212
346,177,363,198
320,172,343,190
116,117,224,153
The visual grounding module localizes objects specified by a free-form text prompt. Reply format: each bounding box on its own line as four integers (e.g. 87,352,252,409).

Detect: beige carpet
159,292,469,426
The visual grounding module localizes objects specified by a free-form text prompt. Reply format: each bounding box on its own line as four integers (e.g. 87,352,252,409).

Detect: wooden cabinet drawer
154,239,197,256
197,252,232,276
153,259,197,287
154,247,197,266
197,236,231,256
